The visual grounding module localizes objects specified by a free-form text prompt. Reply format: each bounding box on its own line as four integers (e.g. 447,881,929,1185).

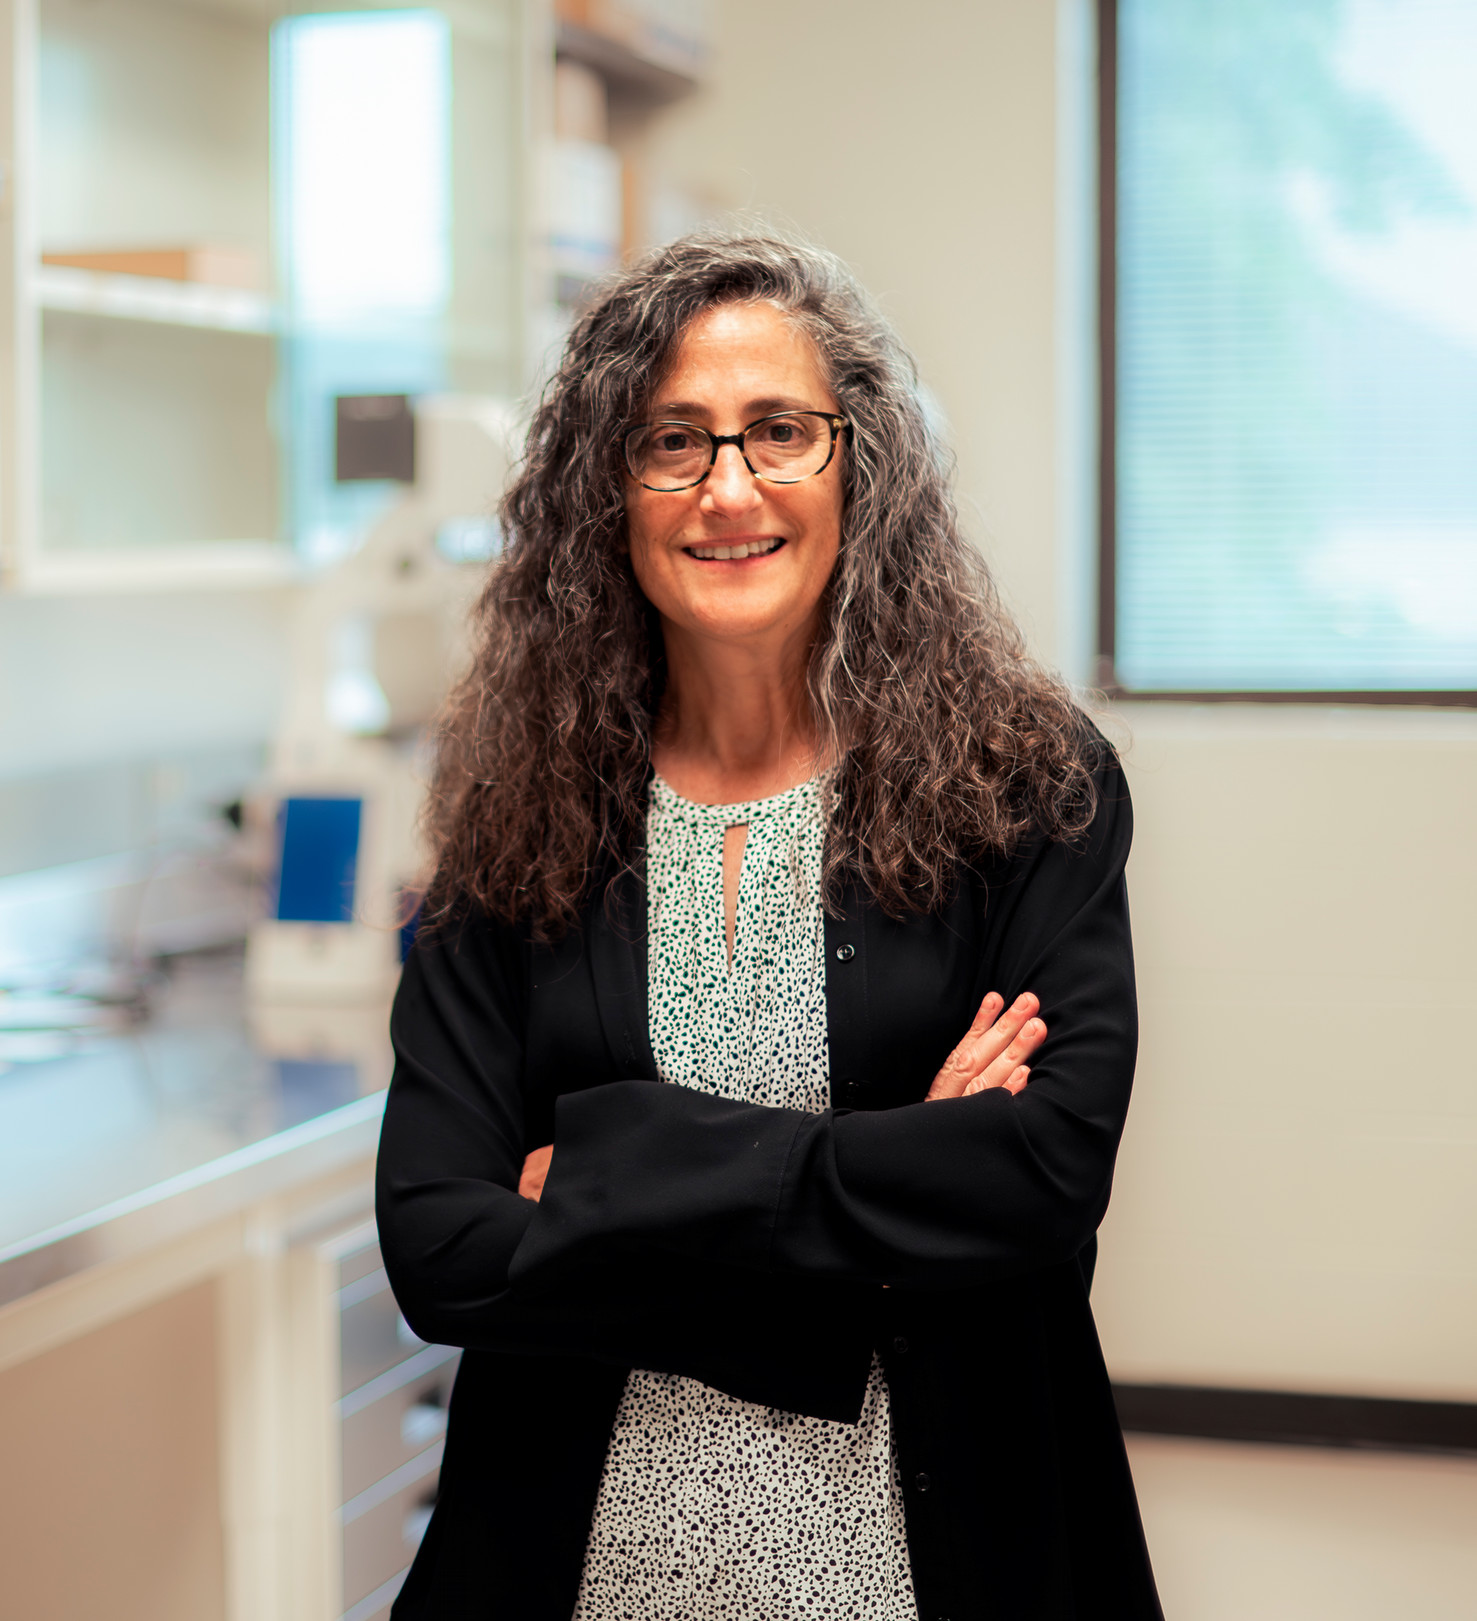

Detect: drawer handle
404,1496,435,1548
401,1401,447,1450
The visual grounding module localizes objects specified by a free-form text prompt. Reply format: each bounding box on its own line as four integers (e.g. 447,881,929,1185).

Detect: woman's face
624,301,844,651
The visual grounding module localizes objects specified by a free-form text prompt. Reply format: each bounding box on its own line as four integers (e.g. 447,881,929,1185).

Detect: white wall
1100,702,1477,1399
630,0,1067,658
642,0,1477,1399
0,589,288,878
0,589,288,781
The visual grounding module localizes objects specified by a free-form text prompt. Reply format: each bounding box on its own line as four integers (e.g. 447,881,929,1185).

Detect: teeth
688,538,783,560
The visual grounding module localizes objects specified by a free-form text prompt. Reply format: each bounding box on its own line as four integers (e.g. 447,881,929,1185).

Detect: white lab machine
246,395,517,1005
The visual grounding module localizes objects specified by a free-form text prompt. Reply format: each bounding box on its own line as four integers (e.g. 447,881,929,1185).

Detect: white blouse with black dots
571,773,918,1621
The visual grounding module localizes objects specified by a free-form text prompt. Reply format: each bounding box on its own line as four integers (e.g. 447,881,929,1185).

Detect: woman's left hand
519,1144,553,1202
924,991,1044,1101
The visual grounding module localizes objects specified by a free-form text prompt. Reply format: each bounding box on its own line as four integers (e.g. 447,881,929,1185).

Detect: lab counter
0,948,390,1311
0,948,416,1621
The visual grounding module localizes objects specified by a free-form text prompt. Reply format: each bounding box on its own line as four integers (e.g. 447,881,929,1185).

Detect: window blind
1114,0,1477,692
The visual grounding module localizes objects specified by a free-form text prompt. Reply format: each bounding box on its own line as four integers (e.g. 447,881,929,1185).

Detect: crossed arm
378,750,1135,1345
517,989,1047,1201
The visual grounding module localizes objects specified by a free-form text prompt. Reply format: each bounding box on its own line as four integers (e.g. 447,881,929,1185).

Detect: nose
699,442,763,519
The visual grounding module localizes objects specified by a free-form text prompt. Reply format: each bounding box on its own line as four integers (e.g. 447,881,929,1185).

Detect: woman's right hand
924,991,1045,1101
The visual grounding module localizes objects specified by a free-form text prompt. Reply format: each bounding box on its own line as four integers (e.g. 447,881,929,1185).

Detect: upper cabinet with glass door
5,0,526,589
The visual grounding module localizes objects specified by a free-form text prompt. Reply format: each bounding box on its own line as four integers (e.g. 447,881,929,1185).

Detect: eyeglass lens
626,414,834,490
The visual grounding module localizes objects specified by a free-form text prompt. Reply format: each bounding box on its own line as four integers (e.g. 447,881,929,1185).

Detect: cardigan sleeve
511,754,1138,1291
374,903,703,1353
374,907,543,1343
375,897,876,1409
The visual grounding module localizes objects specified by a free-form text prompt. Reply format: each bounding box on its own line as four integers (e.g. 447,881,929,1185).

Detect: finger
965,991,1005,1037
925,992,1004,1099
926,992,1039,1100
518,1145,552,1201
957,992,1038,1073
963,1019,1047,1094
972,1064,1032,1096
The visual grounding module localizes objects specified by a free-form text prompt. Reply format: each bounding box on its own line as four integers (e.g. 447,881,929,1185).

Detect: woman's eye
657,432,692,453
752,417,811,448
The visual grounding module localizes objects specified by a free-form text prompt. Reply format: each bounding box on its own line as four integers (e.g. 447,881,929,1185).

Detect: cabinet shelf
8,0,528,592
36,265,276,336
554,18,700,99
17,543,297,596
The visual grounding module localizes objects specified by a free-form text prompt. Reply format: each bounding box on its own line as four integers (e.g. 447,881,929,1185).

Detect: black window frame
1094,0,1477,708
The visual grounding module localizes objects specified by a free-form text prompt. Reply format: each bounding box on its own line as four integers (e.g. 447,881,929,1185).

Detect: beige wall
630,0,1068,657
1100,703,1477,1398
641,1,1477,1399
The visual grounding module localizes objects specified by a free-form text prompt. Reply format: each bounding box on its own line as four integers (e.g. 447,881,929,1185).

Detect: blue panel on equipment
274,796,362,923
399,893,423,962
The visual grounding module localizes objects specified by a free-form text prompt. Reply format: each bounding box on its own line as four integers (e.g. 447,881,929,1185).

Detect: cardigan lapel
587,862,657,1081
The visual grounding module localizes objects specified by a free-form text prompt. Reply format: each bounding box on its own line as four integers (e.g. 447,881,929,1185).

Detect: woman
378,230,1161,1620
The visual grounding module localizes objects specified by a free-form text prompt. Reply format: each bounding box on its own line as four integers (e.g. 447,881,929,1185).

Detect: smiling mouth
683,537,786,562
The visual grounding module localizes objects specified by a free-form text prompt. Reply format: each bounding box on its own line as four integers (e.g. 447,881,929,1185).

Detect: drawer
341,1444,442,1609
338,1236,384,1291
339,1565,410,1621
340,1268,426,1395
340,1347,459,1502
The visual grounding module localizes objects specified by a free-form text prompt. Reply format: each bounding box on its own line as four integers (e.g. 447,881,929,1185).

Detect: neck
653,618,823,802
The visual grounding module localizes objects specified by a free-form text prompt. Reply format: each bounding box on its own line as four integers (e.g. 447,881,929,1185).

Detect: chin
688,603,793,641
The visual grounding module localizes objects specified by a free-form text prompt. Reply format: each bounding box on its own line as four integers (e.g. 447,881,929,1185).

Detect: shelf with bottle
543,0,709,329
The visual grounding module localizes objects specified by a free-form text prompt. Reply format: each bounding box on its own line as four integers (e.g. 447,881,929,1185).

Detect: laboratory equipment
246,395,517,1003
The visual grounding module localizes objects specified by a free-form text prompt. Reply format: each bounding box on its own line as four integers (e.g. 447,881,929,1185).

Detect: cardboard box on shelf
39,246,261,290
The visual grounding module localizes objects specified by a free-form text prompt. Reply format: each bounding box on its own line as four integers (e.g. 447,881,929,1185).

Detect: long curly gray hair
425,228,1096,937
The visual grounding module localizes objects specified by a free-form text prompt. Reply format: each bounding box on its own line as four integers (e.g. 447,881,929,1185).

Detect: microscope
245,394,517,1009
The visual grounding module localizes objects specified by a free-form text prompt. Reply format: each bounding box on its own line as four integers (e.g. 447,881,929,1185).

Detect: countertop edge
0,1091,388,1310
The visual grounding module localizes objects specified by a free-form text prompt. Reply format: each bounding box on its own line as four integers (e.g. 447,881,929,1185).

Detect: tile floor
1127,1434,1477,1620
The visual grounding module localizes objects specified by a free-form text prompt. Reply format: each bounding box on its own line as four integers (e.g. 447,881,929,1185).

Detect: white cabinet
1,0,532,591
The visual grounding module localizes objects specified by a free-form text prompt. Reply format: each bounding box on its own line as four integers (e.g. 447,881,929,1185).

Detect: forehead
650,301,835,415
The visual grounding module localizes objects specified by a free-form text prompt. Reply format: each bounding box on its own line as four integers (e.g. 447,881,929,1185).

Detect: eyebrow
648,395,820,421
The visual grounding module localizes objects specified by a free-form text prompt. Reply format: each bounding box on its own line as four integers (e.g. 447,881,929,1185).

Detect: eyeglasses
622,411,849,492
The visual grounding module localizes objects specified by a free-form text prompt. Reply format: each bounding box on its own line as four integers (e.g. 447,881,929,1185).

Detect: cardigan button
834,942,856,962
892,1335,910,1354
913,1471,932,1492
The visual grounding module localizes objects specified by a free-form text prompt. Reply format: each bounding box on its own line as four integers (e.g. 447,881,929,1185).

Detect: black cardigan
376,752,1162,1621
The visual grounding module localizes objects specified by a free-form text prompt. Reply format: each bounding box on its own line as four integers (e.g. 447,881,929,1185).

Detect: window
1101,0,1477,699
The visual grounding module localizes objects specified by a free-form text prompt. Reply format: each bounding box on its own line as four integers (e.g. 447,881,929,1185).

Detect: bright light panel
274,11,451,322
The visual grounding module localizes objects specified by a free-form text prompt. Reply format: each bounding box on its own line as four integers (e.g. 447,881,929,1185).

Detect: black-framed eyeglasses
622,411,849,492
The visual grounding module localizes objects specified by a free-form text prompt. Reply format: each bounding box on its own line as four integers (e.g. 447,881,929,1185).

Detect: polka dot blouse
571,774,917,1621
